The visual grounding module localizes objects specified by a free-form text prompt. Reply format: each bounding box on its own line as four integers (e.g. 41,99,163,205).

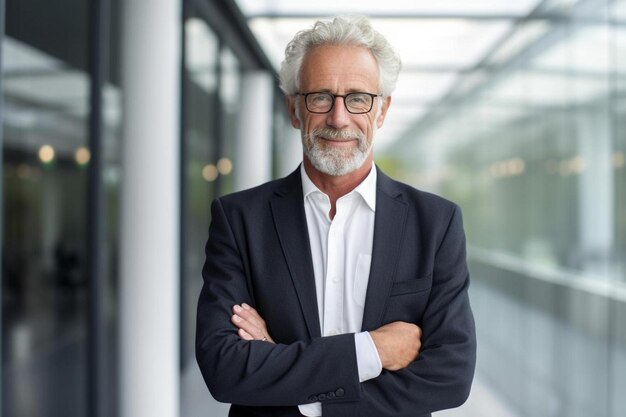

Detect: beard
301,127,373,176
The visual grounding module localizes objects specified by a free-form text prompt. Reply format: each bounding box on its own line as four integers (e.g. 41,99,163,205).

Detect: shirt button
327,329,339,336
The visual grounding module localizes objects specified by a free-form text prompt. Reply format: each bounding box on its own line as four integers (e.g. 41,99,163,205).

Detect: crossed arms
196,196,476,416
231,303,422,372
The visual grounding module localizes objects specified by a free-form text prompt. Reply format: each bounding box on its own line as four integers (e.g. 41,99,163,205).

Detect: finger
238,328,254,341
234,304,265,329
240,303,265,325
232,305,262,330
231,314,264,340
231,304,275,343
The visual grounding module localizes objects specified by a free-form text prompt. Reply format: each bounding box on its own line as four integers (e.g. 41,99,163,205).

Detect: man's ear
376,96,392,128
286,95,301,129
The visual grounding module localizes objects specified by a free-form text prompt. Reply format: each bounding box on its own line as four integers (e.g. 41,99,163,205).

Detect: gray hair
279,16,402,97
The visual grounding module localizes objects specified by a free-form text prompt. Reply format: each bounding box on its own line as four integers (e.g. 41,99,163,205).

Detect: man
196,16,476,417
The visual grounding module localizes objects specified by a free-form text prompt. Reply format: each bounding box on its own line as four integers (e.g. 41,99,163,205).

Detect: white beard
301,127,373,176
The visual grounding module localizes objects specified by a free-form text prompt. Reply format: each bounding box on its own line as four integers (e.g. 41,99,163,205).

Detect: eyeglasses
295,92,381,114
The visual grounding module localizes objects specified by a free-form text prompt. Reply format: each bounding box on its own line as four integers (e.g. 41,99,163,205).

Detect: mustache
308,128,364,141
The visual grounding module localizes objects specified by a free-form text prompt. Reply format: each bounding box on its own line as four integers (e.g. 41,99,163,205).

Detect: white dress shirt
298,163,383,417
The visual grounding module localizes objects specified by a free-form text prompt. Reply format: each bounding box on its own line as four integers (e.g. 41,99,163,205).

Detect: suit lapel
361,169,409,331
270,169,321,339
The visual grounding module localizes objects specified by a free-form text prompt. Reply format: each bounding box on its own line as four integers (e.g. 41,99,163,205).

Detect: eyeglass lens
306,92,373,114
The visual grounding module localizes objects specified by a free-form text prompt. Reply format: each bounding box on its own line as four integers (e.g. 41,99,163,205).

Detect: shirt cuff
355,331,383,382
298,402,321,416
297,332,381,416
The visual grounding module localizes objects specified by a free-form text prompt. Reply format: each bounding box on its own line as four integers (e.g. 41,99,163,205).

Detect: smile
318,137,356,146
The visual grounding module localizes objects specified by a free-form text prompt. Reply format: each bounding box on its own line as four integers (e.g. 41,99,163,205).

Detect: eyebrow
308,88,373,94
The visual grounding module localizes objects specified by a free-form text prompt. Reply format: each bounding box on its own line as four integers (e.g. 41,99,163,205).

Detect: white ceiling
234,0,626,152
235,1,543,17
234,0,547,149
4,0,624,158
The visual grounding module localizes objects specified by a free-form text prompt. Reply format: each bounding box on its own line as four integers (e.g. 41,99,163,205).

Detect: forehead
299,45,380,92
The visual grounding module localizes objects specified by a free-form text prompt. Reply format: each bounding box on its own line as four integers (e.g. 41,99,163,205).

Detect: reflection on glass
2,0,123,413
217,157,233,175
379,1,626,415
182,12,220,366
3,33,89,416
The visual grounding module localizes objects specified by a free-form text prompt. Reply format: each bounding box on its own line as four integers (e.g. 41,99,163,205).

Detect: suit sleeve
322,205,477,417
196,198,362,406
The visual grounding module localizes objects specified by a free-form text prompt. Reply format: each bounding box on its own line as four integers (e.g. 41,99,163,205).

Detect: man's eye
311,94,332,103
347,95,368,104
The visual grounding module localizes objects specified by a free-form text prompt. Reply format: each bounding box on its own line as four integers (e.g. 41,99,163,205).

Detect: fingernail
233,305,242,312
233,315,241,322
242,303,251,310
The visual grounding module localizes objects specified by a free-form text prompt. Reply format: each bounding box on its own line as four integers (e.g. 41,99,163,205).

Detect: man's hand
369,322,422,371
231,305,421,371
231,303,275,343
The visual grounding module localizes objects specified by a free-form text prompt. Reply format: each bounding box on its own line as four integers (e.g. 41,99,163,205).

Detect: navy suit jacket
196,166,476,417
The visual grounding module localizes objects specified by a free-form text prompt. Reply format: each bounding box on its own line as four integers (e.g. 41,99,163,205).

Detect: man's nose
326,97,351,128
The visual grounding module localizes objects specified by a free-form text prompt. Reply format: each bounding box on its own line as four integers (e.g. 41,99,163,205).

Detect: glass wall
2,0,122,416
3,1,269,416
381,0,626,416
181,3,241,368
181,12,219,366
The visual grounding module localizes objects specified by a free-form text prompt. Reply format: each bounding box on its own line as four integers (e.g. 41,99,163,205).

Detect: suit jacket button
308,395,318,402
327,391,335,399
335,388,345,397
318,393,326,401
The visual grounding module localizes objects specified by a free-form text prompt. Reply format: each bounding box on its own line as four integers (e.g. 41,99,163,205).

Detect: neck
303,156,373,204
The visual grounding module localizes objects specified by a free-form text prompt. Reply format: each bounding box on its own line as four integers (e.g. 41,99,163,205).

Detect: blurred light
75,147,91,166
486,157,526,179
413,166,455,187
508,158,526,176
558,156,586,176
569,156,586,174
202,164,219,182
613,151,625,169
217,157,233,175
38,145,55,164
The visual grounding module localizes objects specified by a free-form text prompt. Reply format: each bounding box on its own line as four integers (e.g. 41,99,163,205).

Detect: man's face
287,45,391,177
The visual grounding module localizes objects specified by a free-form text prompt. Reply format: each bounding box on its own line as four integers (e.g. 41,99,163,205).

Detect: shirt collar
300,163,377,212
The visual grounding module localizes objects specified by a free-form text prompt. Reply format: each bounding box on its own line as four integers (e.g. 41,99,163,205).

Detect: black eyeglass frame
295,91,382,114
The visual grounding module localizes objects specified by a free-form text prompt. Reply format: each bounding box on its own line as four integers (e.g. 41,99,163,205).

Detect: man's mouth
318,137,356,146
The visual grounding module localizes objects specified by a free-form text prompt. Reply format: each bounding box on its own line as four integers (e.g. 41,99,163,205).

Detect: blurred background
1,0,625,416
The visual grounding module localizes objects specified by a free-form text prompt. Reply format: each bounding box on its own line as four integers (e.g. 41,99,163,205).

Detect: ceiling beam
243,12,616,23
